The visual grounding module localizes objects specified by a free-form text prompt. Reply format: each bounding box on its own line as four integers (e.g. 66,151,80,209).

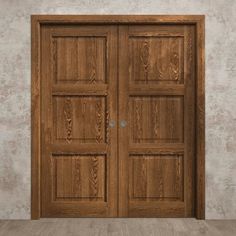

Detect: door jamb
31,15,205,219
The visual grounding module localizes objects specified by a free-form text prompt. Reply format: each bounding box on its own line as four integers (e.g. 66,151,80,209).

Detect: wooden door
41,25,118,217
118,25,196,217
37,18,202,218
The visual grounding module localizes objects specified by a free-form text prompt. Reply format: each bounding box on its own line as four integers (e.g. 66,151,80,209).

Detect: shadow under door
40,23,196,217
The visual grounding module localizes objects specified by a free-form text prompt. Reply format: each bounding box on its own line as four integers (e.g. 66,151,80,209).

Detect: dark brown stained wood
129,84,185,96
31,16,41,220
196,18,205,220
129,96,184,144
31,15,205,24
130,36,184,84
40,25,118,217
52,84,108,96
31,15,205,219
53,96,106,143
55,37,106,84
53,155,106,201
183,25,195,217
118,26,130,217
129,155,183,201
118,24,197,217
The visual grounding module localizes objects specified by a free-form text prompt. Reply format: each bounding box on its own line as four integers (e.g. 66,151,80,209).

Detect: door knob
120,120,127,128
109,120,115,128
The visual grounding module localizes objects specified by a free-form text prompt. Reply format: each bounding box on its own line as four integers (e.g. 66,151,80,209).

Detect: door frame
31,15,205,219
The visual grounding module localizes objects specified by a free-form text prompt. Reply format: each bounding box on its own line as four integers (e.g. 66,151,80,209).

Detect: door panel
129,154,183,200
55,37,106,84
53,154,106,201
41,25,118,217
130,37,184,84
53,96,106,143
129,96,184,143
118,25,195,217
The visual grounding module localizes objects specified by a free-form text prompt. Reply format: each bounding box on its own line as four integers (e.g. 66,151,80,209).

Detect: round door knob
109,120,115,128
120,120,127,128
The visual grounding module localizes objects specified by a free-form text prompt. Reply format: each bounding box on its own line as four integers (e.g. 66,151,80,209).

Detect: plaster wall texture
0,0,236,219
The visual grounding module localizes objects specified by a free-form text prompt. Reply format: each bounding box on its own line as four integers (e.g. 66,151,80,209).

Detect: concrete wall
0,0,236,219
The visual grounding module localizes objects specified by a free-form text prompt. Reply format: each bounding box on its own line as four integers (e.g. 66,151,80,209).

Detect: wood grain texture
53,155,105,201
118,24,197,217
196,17,205,220
129,96,184,143
53,96,106,143
130,37,184,84
31,15,205,219
54,37,106,84
31,16,41,220
31,15,205,24
129,155,183,201
40,25,118,217
183,25,195,217
118,26,130,217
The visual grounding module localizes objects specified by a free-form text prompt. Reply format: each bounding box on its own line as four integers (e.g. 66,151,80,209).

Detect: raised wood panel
129,154,183,201
129,96,184,143
53,96,106,143
130,37,184,84
53,155,106,201
53,37,106,84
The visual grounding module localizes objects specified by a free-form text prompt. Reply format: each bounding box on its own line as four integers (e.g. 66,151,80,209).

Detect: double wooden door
41,24,196,217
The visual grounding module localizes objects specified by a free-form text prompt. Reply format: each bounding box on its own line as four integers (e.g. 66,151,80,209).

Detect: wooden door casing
41,25,118,217
31,15,205,219
118,25,196,217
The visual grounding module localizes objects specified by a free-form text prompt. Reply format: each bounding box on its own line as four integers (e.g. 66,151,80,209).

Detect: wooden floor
0,219,236,236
